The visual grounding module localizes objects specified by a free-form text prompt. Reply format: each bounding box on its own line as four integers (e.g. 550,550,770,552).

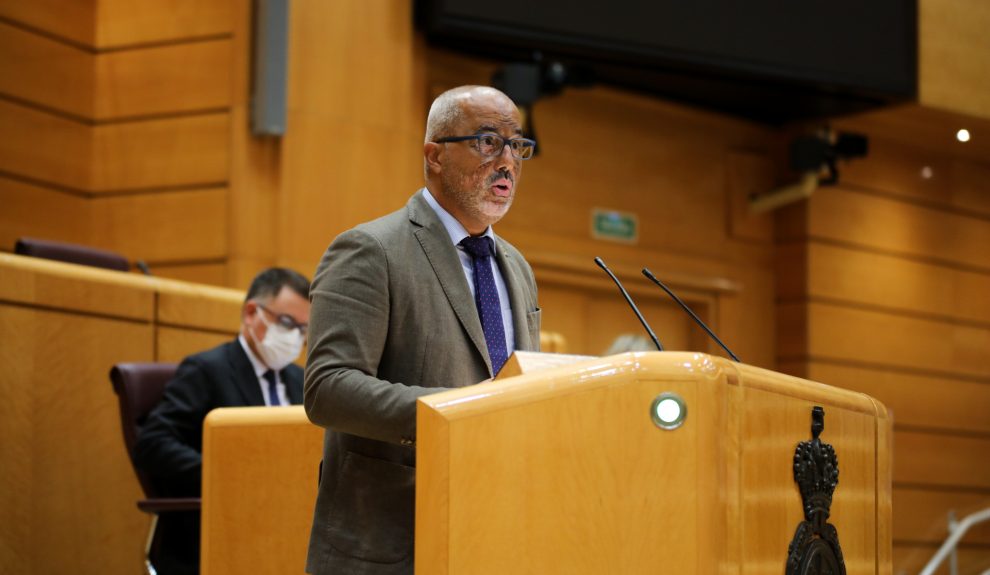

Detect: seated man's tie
263,369,281,406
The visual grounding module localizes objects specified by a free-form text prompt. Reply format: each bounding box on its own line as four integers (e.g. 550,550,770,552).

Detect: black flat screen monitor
417,0,917,123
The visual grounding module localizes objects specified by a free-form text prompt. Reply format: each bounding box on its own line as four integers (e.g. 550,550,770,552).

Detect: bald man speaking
304,86,542,574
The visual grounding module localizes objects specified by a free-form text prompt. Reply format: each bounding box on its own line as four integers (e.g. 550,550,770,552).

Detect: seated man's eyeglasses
434,133,536,160
257,303,308,336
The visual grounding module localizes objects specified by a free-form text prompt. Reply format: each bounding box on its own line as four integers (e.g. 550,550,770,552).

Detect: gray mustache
486,169,513,185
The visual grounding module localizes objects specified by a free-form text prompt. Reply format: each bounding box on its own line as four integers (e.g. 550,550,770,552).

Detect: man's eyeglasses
434,133,536,160
257,302,308,336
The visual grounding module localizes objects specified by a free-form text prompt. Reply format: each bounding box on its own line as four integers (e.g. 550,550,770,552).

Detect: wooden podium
416,352,891,574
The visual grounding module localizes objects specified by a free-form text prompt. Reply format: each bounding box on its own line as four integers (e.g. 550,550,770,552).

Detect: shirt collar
238,333,270,377
422,188,497,254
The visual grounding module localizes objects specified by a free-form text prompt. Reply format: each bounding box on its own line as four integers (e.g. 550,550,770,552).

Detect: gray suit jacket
304,190,540,575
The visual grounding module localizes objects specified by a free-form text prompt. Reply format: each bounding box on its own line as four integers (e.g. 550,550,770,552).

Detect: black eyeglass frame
434,133,537,160
256,302,308,336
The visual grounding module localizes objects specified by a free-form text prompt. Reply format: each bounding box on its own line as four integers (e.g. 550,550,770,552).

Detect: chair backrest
16,236,130,272
109,362,179,497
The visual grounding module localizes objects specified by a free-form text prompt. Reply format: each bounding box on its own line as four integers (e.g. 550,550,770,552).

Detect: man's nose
494,142,520,172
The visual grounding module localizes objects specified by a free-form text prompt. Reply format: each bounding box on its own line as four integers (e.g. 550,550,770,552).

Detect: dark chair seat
16,237,130,272
110,362,201,574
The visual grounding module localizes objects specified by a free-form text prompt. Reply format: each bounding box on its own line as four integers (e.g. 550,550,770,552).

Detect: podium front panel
417,352,890,574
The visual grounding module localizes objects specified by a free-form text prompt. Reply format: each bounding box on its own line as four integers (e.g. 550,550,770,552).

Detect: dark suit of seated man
134,267,312,575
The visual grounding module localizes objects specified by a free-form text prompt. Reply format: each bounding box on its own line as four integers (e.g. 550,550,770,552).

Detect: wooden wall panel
156,326,234,363
152,262,228,286
919,0,990,119
0,0,94,46
790,361,990,436
893,431,990,491
0,106,229,193
839,136,990,217
94,39,232,119
278,0,423,277
0,253,153,320
0,20,92,118
94,0,233,48
0,304,35,574
91,113,229,192
90,187,228,262
504,88,769,260
779,302,990,380
726,151,775,243
0,98,89,190
156,279,242,333
225,105,280,288
778,242,990,324
776,125,990,575
0,176,90,251
893,488,990,545
0,256,267,574
0,303,153,575
719,245,776,368
948,160,990,218
286,0,420,130
279,117,422,269
802,187,990,271
538,281,699,357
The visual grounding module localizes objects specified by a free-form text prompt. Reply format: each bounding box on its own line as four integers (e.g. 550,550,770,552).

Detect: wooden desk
201,406,324,575
0,253,240,575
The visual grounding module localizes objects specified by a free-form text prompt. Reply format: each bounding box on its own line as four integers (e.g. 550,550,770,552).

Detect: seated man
134,267,311,575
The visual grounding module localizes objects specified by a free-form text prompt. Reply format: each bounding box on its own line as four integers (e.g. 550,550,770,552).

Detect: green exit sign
592,209,638,243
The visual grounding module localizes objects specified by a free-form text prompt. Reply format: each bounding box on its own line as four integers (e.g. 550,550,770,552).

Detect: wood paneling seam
0,170,228,198
155,322,238,337
0,17,232,55
835,182,990,223
806,236,990,276
0,15,94,53
140,257,228,268
802,295,990,330
0,171,91,198
894,424,990,440
0,93,231,126
894,482,990,495
0,299,151,325
93,108,232,126
775,355,990,384
93,33,234,55
0,92,91,125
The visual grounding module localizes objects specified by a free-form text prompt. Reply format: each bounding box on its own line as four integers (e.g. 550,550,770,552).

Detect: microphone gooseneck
594,257,664,352
641,268,740,362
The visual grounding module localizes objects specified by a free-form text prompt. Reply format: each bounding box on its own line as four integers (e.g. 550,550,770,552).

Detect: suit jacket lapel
494,236,532,351
408,192,492,374
227,339,266,406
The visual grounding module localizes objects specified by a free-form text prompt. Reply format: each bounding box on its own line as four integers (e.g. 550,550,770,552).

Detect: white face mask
250,308,305,371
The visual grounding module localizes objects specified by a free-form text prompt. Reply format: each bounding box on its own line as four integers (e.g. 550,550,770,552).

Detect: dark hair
245,267,310,302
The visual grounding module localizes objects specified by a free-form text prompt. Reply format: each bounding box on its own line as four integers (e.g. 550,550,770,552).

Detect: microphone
594,257,664,351
641,268,740,362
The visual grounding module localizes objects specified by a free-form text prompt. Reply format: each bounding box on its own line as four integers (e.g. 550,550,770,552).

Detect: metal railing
919,507,990,575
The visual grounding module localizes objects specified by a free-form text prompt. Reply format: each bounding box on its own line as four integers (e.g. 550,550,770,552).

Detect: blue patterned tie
459,236,508,375
263,369,281,406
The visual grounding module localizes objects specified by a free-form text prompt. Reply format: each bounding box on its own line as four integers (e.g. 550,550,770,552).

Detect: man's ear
424,142,443,174
242,300,257,323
